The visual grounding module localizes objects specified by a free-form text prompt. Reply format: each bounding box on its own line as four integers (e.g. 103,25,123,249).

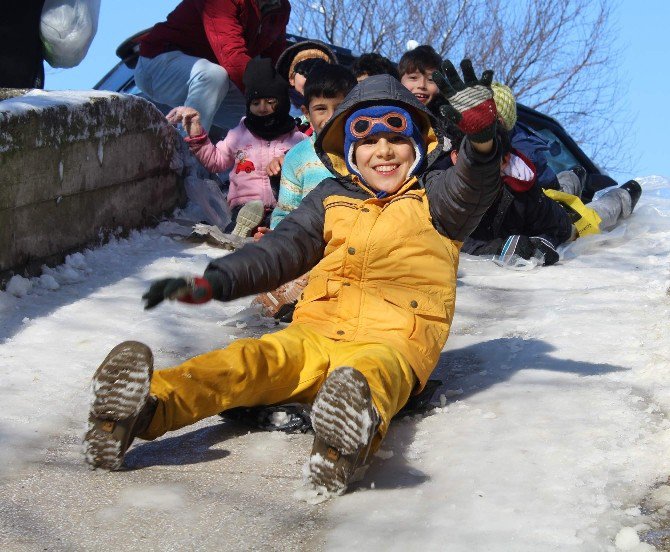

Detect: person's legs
329,342,416,439
556,169,584,197
307,342,416,493
588,187,633,231
135,52,244,132
142,324,330,439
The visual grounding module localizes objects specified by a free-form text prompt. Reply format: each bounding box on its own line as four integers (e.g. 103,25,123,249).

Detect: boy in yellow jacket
84,60,502,496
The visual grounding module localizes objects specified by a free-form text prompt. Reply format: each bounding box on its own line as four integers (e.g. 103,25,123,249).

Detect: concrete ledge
0,90,184,282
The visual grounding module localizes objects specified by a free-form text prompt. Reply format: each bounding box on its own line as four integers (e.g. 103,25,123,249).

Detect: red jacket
139,0,290,92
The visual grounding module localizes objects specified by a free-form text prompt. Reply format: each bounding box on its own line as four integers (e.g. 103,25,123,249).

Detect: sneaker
231,200,265,238
308,367,379,495
83,341,157,471
620,179,642,211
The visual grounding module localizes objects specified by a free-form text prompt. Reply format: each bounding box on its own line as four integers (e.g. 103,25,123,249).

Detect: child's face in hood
401,69,439,106
249,97,278,116
353,132,416,194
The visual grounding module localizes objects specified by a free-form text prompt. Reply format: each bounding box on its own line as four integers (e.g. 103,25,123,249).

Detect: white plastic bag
40,0,101,68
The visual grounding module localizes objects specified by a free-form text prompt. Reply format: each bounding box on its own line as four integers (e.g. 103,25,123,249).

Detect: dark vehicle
95,31,616,198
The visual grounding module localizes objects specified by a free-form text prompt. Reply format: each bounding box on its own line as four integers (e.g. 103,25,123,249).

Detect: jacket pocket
298,275,329,305
381,288,450,346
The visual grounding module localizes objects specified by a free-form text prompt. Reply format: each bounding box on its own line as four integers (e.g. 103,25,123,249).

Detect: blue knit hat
344,105,426,181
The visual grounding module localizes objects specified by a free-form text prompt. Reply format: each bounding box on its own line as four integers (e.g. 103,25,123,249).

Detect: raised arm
426,59,502,241
424,137,501,241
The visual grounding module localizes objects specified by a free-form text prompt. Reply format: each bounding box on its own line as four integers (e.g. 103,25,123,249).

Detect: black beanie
243,58,296,140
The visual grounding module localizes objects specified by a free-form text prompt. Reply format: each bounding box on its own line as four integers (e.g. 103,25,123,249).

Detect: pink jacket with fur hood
186,119,306,208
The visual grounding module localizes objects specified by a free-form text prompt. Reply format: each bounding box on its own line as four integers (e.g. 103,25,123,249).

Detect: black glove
496,235,559,266
432,59,497,143
472,238,506,256
498,235,535,261
142,276,214,310
529,236,559,266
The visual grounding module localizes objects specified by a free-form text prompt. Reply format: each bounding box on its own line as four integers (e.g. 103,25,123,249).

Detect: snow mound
6,275,32,297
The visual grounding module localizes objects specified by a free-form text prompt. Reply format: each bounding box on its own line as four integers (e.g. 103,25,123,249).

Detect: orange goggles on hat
348,111,409,139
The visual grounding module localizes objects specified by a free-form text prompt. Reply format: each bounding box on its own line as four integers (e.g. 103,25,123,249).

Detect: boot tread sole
309,367,374,494
84,341,153,471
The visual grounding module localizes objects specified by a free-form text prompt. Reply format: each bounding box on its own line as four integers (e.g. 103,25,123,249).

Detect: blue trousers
135,51,246,133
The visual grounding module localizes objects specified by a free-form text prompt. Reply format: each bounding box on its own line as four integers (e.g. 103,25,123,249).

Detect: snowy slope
1,176,669,551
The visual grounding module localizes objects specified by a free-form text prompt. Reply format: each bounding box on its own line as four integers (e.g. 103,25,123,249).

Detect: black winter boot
84,341,157,470
620,180,642,211
308,367,379,495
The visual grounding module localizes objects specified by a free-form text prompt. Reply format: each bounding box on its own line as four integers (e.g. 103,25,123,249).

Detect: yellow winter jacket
205,75,502,390
292,181,460,388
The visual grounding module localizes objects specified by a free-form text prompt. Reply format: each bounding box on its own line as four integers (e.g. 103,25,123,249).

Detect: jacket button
343,282,350,286
410,300,418,308
361,207,370,213
337,330,345,335
300,293,304,299
348,247,356,255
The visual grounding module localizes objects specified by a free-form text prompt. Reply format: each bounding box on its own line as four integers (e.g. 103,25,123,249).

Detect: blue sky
44,0,669,182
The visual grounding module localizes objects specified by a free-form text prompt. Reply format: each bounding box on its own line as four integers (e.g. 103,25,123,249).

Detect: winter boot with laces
308,366,379,495
84,341,157,471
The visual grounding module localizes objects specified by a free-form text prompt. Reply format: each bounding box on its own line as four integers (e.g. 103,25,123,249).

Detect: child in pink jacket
167,58,306,237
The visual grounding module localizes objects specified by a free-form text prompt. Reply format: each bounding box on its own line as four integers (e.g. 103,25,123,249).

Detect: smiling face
400,69,439,105
302,93,346,135
353,132,416,194
249,98,278,116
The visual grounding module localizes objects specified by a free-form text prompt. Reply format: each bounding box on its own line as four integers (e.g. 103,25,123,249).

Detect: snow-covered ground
1,176,669,551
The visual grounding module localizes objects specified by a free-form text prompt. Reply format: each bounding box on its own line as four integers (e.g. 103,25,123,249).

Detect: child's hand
142,276,213,309
432,59,497,143
266,155,285,176
253,227,271,241
166,106,204,138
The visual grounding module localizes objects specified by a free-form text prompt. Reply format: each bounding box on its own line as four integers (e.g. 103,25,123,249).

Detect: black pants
0,0,46,89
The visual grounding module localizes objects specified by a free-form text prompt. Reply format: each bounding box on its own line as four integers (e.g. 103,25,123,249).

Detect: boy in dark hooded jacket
83,60,502,496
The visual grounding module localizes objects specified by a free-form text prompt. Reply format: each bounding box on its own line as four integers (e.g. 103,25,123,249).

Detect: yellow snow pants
141,324,417,441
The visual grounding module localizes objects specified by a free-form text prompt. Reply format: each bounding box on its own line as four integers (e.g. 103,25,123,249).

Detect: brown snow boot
308,366,379,495
84,341,157,471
